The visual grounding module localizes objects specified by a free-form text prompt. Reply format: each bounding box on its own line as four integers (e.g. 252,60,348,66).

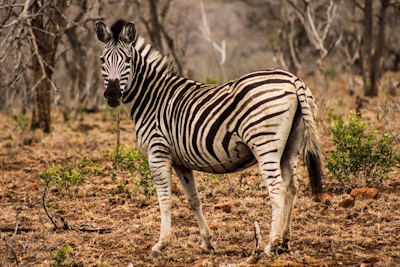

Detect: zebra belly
172,135,257,174
210,141,258,173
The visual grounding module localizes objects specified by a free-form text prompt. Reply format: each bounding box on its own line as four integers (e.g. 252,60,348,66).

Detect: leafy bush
323,65,337,78
40,156,99,191
12,114,30,131
106,145,154,196
206,76,218,84
326,113,397,187
196,76,219,84
53,244,72,267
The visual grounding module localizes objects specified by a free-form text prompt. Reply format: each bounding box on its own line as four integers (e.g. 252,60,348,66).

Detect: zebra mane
133,36,176,77
110,19,128,41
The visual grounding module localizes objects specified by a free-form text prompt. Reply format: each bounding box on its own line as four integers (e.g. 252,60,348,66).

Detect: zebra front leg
149,157,173,257
174,167,214,252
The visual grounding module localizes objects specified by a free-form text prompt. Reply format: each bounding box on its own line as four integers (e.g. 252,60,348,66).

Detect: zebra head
95,20,136,107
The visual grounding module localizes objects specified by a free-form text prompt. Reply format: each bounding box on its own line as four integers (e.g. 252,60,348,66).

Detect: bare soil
1,75,400,267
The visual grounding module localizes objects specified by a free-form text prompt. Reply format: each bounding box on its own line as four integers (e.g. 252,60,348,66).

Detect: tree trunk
149,0,164,52
370,0,390,97
65,29,89,106
362,0,373,97
30,0,68,133
31,55,52,133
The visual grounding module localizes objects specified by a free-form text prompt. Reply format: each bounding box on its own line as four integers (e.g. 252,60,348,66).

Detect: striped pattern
95,20,323,257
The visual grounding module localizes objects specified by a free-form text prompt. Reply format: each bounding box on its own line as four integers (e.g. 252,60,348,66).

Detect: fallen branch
0,226,112,234
0,227,38,233
4,237,20,267
42,183,60,230
3,210,22,267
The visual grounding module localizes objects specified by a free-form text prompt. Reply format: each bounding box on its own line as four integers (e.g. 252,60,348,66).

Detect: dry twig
42,182,60,230
246,221,263,264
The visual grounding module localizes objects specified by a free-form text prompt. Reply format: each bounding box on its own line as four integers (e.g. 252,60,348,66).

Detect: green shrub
40,156,99,191
53,244,72,267
196,76,219,84
206,76,218,84
323,65,337,78
326,113,397,188
106,146,154,196
12,114,30,131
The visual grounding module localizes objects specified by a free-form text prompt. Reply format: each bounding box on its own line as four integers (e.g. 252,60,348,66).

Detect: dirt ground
1,75,400,267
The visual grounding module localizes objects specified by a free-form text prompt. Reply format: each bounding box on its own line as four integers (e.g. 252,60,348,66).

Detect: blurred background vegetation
0,0,399,133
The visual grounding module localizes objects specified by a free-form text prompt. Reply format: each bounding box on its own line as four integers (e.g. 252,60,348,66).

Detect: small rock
315,193,333,204
28,182,39,190
339,196,355,208
214,202,232,213
138,241,155,251
350,188,378,199
363,188,378,199
208,222,218,230
350,188,367,197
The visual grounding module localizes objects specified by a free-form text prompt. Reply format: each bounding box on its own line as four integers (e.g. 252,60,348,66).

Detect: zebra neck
122,72,199,153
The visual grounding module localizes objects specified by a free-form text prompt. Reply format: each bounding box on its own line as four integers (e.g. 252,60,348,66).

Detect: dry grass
1,76,400,266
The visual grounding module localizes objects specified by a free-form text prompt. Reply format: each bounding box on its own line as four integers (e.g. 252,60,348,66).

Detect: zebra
95,19,323,257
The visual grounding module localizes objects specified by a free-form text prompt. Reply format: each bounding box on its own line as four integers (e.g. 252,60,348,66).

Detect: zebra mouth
104,79,122,108
106,99,121,108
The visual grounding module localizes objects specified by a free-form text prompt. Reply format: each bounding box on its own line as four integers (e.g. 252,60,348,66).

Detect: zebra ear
121,22,136,44
95,21,112,43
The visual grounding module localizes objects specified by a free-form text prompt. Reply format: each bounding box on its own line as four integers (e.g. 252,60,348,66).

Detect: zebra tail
295,80,323,196
304,144,323,196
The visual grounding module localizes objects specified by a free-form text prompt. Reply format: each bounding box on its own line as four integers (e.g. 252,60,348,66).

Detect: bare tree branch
199,0,227,81
350,0,364,11
286,0,341,99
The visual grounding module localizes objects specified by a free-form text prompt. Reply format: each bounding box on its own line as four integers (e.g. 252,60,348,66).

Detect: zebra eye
125,57,131,63
100,57,105,64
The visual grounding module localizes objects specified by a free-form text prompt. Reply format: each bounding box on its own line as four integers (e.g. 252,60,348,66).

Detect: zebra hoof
265,242,290,256
276,245,290,255
150,248,162,258
201,241,215,252
280,240,291,253
150,250,161,258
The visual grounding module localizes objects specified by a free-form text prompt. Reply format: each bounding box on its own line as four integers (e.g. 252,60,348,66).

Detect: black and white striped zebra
95,19,323,257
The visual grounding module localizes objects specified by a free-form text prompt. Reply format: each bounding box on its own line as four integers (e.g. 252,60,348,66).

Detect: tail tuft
305,151,323,196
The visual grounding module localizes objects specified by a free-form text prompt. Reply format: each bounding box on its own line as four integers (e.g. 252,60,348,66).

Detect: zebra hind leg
280,125,302,253
174,167,214,252
279,150,299,253
256,154,287,255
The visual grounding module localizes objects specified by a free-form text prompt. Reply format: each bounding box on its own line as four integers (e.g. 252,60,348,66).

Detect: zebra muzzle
104,79,122,108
